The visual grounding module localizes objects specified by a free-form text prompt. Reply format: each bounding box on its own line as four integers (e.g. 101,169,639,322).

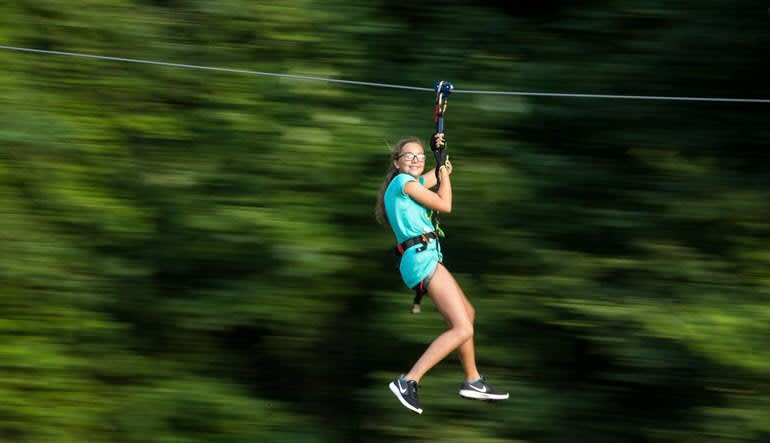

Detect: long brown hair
375,137,424,227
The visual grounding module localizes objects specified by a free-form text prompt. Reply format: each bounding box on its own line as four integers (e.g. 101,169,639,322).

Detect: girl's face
393,142,427,177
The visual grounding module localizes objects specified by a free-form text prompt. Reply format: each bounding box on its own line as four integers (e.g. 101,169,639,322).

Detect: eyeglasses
398,152,427,162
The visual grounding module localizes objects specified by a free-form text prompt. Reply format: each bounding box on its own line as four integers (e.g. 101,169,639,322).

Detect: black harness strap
431,81,453,237
392,231,440,257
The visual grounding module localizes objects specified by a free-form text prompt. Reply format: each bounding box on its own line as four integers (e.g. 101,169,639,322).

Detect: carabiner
433,80,454,132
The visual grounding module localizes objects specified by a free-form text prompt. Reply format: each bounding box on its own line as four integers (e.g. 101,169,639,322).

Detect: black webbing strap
393,231,440,257
431,80,453,237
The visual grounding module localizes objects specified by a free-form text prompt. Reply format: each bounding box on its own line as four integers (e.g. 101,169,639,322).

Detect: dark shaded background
1,1,769,442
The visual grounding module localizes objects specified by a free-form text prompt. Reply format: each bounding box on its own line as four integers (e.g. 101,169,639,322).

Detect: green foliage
1,1,769,442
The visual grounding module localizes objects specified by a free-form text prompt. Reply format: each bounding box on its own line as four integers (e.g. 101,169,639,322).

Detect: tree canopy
1,1,769,442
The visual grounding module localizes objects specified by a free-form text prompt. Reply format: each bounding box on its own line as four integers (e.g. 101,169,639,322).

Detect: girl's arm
405,166,452,213
420,169,438,189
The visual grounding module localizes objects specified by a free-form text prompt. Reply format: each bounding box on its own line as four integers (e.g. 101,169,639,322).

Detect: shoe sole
389,382,423,414
459,389,510,400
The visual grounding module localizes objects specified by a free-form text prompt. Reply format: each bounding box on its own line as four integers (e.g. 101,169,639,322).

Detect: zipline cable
2,44,770,103
0,45,433,92
455,89,770,103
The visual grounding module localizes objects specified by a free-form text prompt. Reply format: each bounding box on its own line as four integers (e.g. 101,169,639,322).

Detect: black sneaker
459,375,509,400
389,376,423,414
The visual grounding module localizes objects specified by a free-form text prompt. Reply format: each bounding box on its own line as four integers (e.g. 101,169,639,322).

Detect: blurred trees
1,1,769,442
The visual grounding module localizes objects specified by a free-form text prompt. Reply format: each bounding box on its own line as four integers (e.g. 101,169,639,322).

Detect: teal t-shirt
384,173,442,289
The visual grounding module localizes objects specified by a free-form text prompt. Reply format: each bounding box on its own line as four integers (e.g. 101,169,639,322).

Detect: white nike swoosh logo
398,380,408,394
468,384,487,393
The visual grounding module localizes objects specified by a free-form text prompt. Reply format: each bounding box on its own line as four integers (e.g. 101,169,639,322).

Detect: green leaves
1,0,769,442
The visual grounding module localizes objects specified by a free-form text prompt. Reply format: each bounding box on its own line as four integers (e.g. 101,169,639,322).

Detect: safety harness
393,231,441,256
392,80,453,314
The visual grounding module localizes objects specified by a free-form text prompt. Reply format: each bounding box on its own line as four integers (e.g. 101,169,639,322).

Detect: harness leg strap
411,270,434,314
412,290,424,314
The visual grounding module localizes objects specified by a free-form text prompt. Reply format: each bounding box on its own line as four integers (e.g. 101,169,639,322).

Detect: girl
375,134,508,414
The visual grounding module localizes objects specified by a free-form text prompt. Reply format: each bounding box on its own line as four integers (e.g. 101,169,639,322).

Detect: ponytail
374,137,423,228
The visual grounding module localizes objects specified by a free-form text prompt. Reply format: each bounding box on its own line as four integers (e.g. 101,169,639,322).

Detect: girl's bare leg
405,264,477,383
448,272,481,381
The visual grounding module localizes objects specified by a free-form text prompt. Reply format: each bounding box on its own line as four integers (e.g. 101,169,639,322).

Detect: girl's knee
454,323,474,343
